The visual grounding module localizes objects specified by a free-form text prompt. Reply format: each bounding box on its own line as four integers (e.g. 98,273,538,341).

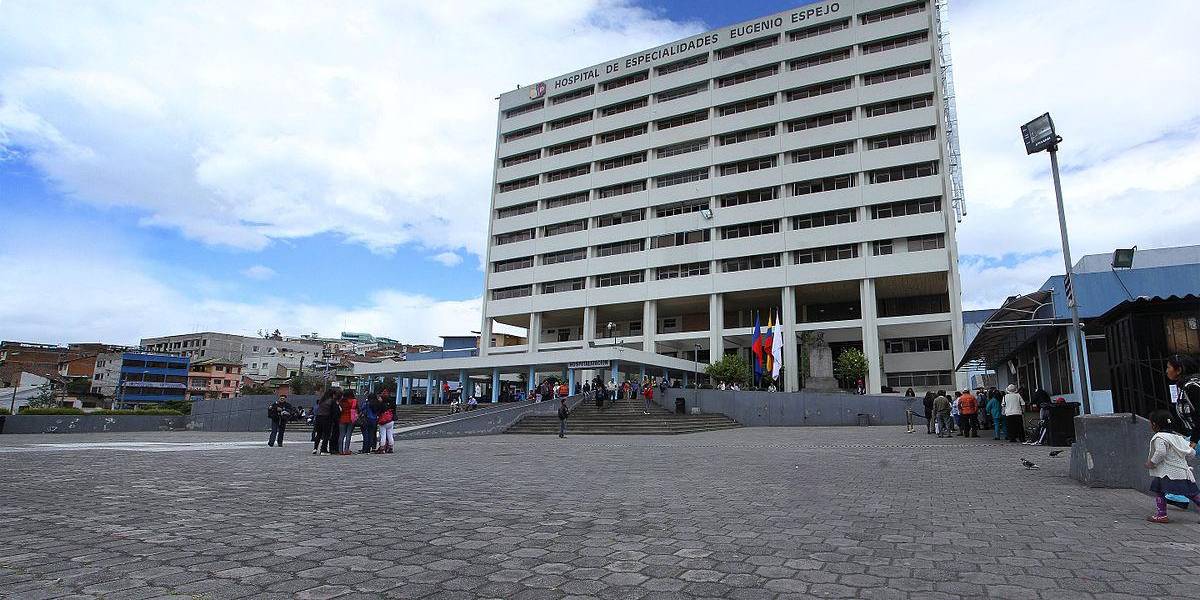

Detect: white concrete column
642,300,656,352
479,317,493,357
583,306,596,346
781,286,799,392
708,293,724,362
528,312,541,353
860,278,883,394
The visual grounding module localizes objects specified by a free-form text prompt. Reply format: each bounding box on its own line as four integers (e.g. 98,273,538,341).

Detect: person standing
643,379,655,415
903,388,916,433
950,392,961,433
312,389,339,455
1145,409,1200,523
557,397,569,438
359,392,380,454
376,392,395,454
1166,354,1200,448
267,395,294,447
923,391,935,434
933,391,952,438
986,389,1005,440
338,389,358,455
958,389,979,438
1002,384,1026,443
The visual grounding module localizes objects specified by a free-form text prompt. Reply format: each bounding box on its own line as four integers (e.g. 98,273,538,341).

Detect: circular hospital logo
529,82,546,100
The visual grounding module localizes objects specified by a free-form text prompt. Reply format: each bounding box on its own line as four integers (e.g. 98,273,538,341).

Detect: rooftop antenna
935,0,966,223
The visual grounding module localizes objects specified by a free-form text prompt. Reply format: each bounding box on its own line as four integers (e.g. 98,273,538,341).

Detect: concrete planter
3,414,187,434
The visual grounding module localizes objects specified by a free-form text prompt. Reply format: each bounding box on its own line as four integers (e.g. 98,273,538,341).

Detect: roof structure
957,291,1067,370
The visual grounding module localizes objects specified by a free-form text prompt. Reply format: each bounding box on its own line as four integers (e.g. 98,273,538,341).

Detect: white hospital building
362,0,968,400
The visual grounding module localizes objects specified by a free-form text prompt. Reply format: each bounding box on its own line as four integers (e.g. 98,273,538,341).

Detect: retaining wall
394,396,585,440
655,389,917,427
190,395,319,432
1,414,186,434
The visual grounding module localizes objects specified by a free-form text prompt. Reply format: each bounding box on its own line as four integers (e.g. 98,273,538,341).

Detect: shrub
0,407,10,415
704,354,751,388
18,407,86,415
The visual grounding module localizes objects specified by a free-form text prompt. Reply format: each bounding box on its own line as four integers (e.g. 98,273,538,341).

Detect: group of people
913,384,1059,443
307,387,396,455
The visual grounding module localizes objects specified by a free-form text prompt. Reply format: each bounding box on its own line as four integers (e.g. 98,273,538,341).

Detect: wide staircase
505,394,740,435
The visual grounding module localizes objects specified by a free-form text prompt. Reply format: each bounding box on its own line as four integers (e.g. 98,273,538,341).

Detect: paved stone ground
1,426,1196,599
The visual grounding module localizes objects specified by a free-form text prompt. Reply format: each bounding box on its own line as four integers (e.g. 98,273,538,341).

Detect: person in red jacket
337,389,358,455
958,389,979,438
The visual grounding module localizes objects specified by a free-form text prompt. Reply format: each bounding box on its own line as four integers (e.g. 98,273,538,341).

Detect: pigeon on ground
1021,459,1040,470
1049,450,1064,457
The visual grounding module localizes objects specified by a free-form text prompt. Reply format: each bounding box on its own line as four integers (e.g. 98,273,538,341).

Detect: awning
957,290,1068,370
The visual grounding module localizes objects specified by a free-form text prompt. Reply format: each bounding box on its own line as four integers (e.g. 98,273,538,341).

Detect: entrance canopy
957,290,1068,370
353,344,701,379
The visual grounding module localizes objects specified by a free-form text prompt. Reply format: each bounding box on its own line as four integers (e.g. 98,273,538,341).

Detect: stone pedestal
805,340,839,391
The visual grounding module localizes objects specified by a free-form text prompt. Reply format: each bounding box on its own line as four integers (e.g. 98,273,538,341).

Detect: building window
872,239,894,256
860,1,927,25
871,197,941,218
654,198,709,218
544,192,590,209
492,256,533,273
721,253,781,273
496,202,537,219
716,35,778,60
651,228,710,249
498,176,538,193
541,248,587,265
502,125,541,143
543,219,587,237
595,209,644,228
793,243,859,264
550,86,594,105
596,270,644,288
547,137,591,156
548,111,593,130
792,208,857,229
863,62,932,86
791,174,854,195
597,152,646,171
719,156,776,176
504,100,544,119
790,141,854,163
717,64,779,88
864,94,934,117
788,18,849,41
861,30,929,55
655,261,710,280
500,150,540,168
492,285,532,300
906,233,945,251
600,96,648,117
656,110,708,130
877,294,950,317
597,124,647,144
718,126,776,146
884,336,950,353
656,138,708,159
720,219,779,239
597,180,646,198
867,161,939,184
786,109,852,133
595,238,644,257
545,163,590,182
719,186,778,208
494,229,535,245
866,127,935,150
789,47,852,71
656,168,709,187
717,95,774,117
886,370,952,388
541,278,586,294
656,53,708,76
601,70,648,91
785,78,851,101
656,82,708,103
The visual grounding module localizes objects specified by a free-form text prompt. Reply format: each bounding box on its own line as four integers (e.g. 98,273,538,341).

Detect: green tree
834,348,868,383
25,382,59,409
240,383,274,396
289,374,324,395
704,354,751,388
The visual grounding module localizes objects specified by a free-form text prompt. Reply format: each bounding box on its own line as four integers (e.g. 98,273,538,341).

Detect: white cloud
0,1,701,257
950,0,1200,308
241,265,276,280
429,251,462,267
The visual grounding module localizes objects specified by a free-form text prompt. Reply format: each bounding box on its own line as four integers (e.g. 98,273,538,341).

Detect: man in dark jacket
557,398,569,438
267,395,295,447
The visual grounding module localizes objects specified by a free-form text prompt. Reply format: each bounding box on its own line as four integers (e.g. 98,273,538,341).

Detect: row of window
502,2,928,120
496,196,943,247
500,88,932,170
884,335,951,354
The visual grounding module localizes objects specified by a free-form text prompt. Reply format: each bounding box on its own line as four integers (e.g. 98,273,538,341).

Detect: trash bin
674,397,685,415
0,415,5,434
1046,402,1080,446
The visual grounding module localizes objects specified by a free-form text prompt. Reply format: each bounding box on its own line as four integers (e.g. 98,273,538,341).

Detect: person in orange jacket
957,389,979,438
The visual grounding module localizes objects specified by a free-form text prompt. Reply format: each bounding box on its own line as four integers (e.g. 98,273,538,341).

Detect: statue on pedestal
803,332,840,391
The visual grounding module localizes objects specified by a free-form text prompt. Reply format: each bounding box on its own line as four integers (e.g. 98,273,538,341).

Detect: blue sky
1,0,1198,346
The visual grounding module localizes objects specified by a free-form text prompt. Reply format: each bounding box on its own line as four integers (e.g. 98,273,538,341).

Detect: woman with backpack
358,392,380,454
376,393,396,454
337,389,358,455
312,388,340,455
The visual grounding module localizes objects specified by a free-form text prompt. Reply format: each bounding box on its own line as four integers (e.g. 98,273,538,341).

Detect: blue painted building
960,245,1200,413
116,352,190,405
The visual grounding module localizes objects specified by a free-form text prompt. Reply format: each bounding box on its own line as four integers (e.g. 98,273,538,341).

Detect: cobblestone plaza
1,428,1195,599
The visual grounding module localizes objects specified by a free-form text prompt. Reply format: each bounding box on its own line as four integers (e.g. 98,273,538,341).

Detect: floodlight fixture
1111,247,1136,269
1020,112,1058,154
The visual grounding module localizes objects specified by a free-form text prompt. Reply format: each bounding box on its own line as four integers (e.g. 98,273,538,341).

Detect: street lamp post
1021,113,1091,414
693,343,701,407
